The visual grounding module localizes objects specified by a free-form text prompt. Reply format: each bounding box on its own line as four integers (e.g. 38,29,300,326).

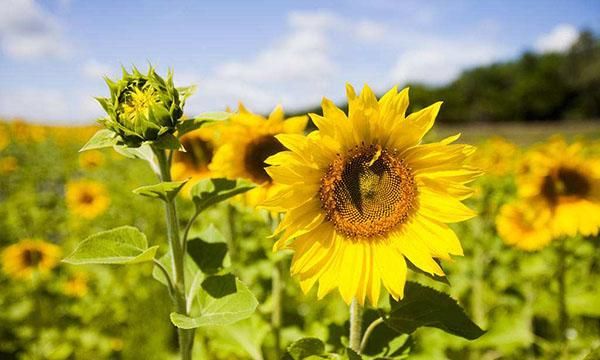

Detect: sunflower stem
557,238,568,359
349,298,363,354
154,147,195,360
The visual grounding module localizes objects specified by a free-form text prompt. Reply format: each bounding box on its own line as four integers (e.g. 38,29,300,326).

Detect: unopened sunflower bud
96,66,194,147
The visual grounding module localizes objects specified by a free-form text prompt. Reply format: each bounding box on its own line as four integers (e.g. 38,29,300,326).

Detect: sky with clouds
0,0,598,124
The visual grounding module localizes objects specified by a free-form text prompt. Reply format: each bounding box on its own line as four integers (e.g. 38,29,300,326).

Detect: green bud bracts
96,66,195,147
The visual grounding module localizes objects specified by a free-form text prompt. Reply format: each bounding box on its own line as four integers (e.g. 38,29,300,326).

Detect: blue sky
0,0,598,124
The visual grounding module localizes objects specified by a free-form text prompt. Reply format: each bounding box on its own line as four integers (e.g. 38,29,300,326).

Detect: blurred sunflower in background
209,103,308,206
496,200,553,251
79,150,105,170
1,239,61,280
63,271,89,298
262,84,480,305
172,126,216,195
470,136,519,178
0,156,18,175
516,138,600,238
66,180,111,219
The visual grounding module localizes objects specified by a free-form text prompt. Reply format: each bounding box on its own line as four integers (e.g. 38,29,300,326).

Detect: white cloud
534,24,579,53
390,40,504,85
81,59,113,79
0,0,71,59
0,88,101,124
355,20,387,42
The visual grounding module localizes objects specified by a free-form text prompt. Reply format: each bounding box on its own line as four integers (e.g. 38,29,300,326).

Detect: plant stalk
349,298,363,354
154,148,194,360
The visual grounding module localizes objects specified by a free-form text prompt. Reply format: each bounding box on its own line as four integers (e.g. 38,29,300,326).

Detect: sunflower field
1,67,599,360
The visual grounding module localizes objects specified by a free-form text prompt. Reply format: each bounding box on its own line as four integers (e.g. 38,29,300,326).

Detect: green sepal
63,226,158,265
132,179,189,202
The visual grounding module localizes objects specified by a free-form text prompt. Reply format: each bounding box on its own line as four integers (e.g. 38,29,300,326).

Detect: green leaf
201,273,236,298
63,226,158,265
79,129,117,152
187,225,228,274
170,278,258,329
133,180,188,202
584,346,600,360
285,338,326,360
345,348,362,360
383,282,485,340
190,178,255,214
152,252,200,293
177,112,230,136
113,143,154,161
151,133,183,150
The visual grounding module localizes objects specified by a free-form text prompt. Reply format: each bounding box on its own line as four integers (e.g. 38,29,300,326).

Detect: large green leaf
151,133,183,150
383,282,485,340
79,129,117,152
170,278,258,329
177,112,230,136
187,225,228,274
190,178,255,214
133,180,188,202
63,226,158,265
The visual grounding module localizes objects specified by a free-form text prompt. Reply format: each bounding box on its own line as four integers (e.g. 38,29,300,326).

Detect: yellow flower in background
63,272,89,297
0,130,9,151
1,239,61,280
209,103,308,206
471,136,519,177
262,84,480,305
172,126,215,195
517,137,600,238
0,156,18,174
9,120,47,143
79,150,105,170
66,180,111,219
496,201,553,251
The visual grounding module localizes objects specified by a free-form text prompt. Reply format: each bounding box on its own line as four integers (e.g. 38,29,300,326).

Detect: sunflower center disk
320,144,417,238
244,135,286,184
176,136,213,171
541,166,591,203
22,249,43,267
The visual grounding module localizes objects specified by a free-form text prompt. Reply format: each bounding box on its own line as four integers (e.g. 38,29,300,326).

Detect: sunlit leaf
191,178,255,214
133,180,188,202
79,129,117,152
64,226,158,265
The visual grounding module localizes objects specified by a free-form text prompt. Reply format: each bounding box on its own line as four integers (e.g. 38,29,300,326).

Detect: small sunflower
496,200,553,251
470,136,519,177
79,150,105,170
63,271,89,298
1,239,61,280
209,103,308,206
172,126,215,195
66,180,111,219
262,84,480,305
517,138,600,238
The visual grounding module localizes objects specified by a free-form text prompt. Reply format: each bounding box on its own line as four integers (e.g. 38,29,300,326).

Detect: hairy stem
349,298,363,354
154,148,194,360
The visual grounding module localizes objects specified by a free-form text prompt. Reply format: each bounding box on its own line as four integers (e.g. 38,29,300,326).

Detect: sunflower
79,150,105,170
470,136,518,177
1,239,61,280
0,156,18,174
63,271,89,297
517,138,600,238
496,200,553,251
209,103,308,206
172,126,215,195
66,180,111,219
262,84,480,305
